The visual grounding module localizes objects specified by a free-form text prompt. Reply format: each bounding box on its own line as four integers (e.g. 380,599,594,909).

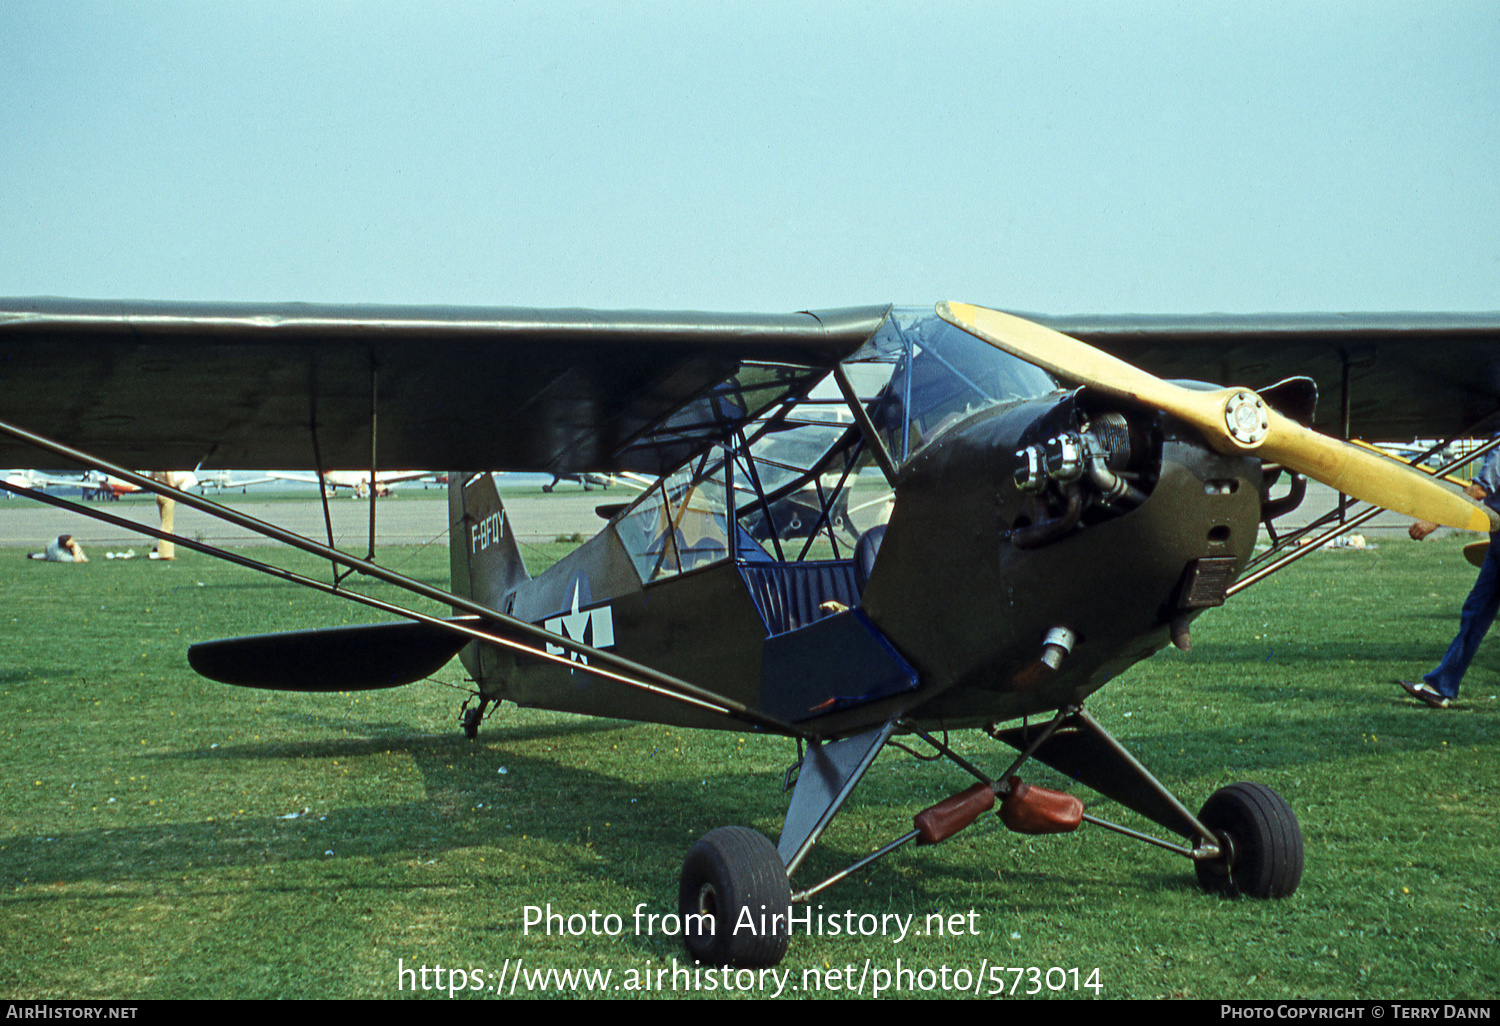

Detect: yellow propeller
937,301,1497,533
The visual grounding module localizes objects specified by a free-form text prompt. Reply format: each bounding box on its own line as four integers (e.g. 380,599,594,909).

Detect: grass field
1,530,1496,999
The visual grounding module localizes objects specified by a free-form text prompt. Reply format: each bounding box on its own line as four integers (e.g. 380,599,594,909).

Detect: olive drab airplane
3,297,1499,968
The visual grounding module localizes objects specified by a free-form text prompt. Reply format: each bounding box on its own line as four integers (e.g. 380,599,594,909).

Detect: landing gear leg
988,708,1304,899
676,721,894,968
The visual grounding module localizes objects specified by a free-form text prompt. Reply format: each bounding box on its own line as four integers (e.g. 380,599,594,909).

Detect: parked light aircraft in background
264,469,442,498
3,468,196,500
541,472,619,492
3,468,85,495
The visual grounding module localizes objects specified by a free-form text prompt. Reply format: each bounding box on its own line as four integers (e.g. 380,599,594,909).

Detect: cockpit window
846,307,1061,462
616,455,730,581
610,305,1062,579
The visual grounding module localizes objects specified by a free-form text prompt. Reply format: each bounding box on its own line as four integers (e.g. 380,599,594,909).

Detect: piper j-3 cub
2,298,1497,968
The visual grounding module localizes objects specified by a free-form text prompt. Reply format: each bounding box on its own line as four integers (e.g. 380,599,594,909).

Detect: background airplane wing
1040,313,1500,440
0,298,889,474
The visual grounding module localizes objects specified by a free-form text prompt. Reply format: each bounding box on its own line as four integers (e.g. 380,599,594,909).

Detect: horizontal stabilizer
188,618,475,692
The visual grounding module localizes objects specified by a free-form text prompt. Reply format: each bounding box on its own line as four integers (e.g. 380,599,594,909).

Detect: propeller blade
1257,418,1494,532
938,302,1497,533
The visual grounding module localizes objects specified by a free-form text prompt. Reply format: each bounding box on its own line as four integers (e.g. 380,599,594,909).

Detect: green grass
0,535,1496,998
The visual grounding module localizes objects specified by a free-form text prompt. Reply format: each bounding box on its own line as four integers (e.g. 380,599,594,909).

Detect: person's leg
1425,535,1500,699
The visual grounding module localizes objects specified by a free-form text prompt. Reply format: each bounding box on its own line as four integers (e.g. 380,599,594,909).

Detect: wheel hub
696,882,719,920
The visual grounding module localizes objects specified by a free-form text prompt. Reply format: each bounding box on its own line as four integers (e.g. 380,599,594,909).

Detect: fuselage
856,398,1261,731
457,307,1264,738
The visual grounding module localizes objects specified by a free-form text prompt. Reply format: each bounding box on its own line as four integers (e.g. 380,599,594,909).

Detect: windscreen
845,307,1061,463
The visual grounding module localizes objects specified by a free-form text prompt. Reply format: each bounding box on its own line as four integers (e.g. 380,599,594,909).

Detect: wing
1038,313,1500,440
7,301,1498,478
0,298,889,473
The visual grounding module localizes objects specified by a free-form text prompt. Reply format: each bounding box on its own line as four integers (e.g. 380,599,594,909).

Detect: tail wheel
461,706,483,739
679,826,791,967
460,698,491,740
1194,782,1304,898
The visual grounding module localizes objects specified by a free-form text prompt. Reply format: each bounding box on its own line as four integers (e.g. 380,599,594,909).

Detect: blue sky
2,1,1496,314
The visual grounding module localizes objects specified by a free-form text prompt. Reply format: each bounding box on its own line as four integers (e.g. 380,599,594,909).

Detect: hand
1409,520,1439,541
1466,481,1488,501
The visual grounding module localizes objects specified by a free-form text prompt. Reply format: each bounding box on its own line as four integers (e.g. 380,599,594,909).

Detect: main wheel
679,826,792,967
1194,782,1304,898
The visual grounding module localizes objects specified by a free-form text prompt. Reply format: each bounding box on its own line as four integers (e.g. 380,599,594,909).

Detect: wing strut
832,364,898,486
0,415,812,739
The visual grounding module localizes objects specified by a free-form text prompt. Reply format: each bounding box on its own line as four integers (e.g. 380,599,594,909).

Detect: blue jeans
1425,532,1500,699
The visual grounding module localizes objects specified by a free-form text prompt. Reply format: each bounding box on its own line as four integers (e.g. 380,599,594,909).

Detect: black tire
1194,782,1304,898
679,826,792,967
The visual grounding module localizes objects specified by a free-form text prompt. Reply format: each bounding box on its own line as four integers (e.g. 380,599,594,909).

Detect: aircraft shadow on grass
1,721,1198,932
0,667,80,686
6,699,1485,933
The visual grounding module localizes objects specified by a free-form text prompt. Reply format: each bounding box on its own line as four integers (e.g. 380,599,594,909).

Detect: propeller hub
1223,391,1269,448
